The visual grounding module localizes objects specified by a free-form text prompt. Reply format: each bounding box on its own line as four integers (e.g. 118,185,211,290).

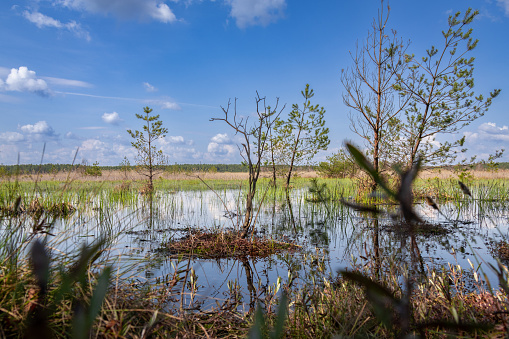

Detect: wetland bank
1,166,509,338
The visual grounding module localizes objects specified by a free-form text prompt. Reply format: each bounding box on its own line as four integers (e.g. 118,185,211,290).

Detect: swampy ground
1,169,509,338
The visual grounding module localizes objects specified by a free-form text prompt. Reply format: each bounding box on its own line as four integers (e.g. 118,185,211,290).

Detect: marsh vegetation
1,160,509,338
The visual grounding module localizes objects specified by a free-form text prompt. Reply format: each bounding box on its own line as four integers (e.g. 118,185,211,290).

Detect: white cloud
143,82,157,92
422,135,441,148
160,101,181,110
65,131,80,139
0,132,24,143
80,138,106,151
150,3,177,23
18,121,59,142
158,135,194,146
23,10,91,41
43,77,93,88
102,112,123,124
462,122,509,161
226,0,286,28
206,133,237,159
23,11,62,28
478,122,509,135
207,142,236,156
154,136,200,162
167,135,185,144
55,0,178,23
0,67,51,96
497,0,509,16
77,126,107,130
211,133,231,144
20,121,55,135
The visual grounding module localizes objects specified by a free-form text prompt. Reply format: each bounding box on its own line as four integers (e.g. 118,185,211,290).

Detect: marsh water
8,182,509,311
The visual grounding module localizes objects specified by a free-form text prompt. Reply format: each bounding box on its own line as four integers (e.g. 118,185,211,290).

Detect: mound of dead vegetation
164,229,300,259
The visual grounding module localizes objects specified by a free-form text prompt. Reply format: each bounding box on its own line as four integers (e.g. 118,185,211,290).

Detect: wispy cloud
23,10,91,41
143,82,157,92
497,0,509,16
77,126,107,130
226,0,286,28
43,77,93,88
55,91,217,108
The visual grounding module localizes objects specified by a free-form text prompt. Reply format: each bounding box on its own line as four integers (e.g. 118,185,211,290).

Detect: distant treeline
0,163,314,175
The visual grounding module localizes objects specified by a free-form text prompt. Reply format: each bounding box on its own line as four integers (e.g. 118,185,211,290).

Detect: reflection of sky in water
5,188,509,310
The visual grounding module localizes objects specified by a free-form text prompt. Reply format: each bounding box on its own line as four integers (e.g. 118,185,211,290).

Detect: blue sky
0,0,508,165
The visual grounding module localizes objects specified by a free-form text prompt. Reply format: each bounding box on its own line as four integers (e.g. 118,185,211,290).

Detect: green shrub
316,149,357,178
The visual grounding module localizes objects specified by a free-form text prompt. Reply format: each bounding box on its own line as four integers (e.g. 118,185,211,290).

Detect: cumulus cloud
20,121,54,135
102,112,123,124
207,133,237,159
154,135,200,162
55,0,178,23
462,122,509,161
226,0,286,28
210,133,231,144
23,10,91,41
0,67,51,96
143,82,157,92
478,122,509,135
18,121,59,141
0,132,24,143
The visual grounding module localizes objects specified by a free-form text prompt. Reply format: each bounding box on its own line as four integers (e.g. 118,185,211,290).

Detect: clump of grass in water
164,229,300,259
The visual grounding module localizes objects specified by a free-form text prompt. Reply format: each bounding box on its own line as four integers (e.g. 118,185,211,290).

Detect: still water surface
39,187,509,310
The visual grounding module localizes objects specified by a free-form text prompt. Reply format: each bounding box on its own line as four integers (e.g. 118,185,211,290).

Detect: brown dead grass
3,169,320,182
4,167,509,183
418,168,509,180
164,229,300,259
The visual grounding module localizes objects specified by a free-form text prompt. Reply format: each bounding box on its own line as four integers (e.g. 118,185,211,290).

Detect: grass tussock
0,197,76,218
165,230,299,259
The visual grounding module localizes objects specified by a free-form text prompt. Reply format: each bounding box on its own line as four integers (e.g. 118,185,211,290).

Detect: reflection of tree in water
240,257,256,311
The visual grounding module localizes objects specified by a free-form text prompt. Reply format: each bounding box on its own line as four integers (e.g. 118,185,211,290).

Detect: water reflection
3,186,509,311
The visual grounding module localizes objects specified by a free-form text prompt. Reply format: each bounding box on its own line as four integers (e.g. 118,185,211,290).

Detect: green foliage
305,178,330,204
127,106,169,190
394,8,500,167
316,149,357,178
248,292,288,339
25,239,111,338
272,84,329,186
84,161,102,177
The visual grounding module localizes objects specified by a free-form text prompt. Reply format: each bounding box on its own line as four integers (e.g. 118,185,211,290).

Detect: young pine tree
127,107,168,192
